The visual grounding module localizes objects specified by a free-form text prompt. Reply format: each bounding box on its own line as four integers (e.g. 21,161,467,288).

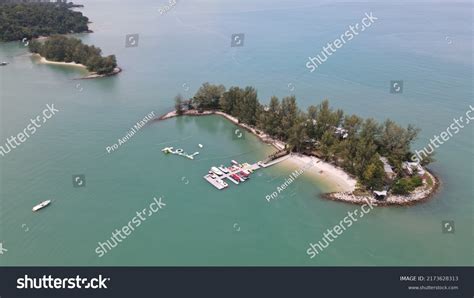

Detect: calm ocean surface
0,0,472,265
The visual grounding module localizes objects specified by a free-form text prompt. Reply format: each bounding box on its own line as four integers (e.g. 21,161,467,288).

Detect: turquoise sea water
0,0,472,265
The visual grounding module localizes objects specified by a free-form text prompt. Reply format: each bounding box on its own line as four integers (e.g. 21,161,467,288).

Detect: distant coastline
157,108,439,205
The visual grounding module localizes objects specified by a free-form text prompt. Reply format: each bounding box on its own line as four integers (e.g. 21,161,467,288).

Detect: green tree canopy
0,3,90,42
193,83,226,110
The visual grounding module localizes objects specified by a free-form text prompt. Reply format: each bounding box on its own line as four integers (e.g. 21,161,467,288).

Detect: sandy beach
35,54,88,69
282,153,357,192
33,54,121,78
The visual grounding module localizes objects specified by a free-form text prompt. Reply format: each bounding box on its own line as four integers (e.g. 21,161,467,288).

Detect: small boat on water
241,170,251,176
0,62,8,66
211,167,224,176
233,173,245,182
227,176,240,185
32,200,51,212
231,160,238,165
219,165,229,173
230,174,242,182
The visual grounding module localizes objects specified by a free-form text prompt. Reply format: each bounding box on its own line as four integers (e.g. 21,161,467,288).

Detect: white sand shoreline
32,54,121,78
35,54,88,69
283,153,357,192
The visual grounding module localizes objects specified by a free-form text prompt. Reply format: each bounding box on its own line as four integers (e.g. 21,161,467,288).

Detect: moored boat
227,176,240,185
219,165,229,173
32,200,51,212
211,166,224,176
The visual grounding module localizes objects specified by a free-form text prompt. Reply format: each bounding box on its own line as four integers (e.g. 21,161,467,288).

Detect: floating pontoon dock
203,155,289,190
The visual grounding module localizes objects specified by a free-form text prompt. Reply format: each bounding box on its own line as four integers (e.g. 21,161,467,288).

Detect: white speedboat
32,200,51,212
219,165,229,173
211,166,224,176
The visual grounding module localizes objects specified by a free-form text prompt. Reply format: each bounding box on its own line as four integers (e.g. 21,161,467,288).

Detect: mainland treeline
29,35,117,75
177,83,434,192
0,3,90,42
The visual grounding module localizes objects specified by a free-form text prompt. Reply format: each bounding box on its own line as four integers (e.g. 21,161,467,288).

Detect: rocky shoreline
322,170,440,206
80,67,122,79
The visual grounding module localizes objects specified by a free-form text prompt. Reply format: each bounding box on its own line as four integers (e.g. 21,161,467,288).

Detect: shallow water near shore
0,0,472,266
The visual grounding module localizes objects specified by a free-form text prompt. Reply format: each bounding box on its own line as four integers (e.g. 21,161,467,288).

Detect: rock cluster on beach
324,171,439,206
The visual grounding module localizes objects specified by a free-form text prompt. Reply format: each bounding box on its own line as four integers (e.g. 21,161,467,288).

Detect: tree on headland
391,176,423,195
305,105,319,143
361,156,385,190
175,94,184,115
287,113,307,152
193,83,226,110
280,96,298,140
260,96,282,138
378,119,420,168
220,87,242,115
236,87,259,125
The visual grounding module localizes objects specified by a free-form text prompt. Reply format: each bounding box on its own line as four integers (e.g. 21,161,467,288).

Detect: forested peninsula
0,2,120,77
29,35,119,76
160,83,438,205
0,2,90,42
